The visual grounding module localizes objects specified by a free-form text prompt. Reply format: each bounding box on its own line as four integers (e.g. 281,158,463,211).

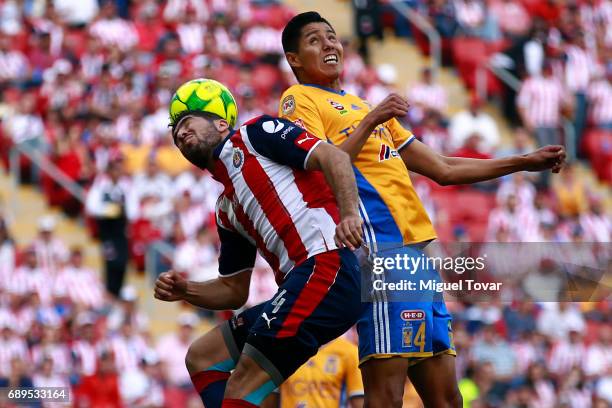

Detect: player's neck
299,75,342,92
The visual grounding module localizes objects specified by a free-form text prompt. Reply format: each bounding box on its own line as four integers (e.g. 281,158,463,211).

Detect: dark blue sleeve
245,116,322,169
217,226,257,277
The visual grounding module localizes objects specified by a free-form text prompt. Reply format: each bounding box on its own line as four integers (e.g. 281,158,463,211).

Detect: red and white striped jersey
587,78,612,125
517,76,567,127
212,115,340,282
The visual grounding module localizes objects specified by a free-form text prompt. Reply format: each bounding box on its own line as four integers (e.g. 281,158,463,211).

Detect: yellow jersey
279,84,436,247
279,337,363,408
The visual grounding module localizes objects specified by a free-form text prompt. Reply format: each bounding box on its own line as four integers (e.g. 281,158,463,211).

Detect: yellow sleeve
279,90,327,141
386,117,416,151
343,344,364,399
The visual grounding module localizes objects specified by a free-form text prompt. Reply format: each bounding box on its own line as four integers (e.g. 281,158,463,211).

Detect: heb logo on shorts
400,310,426,321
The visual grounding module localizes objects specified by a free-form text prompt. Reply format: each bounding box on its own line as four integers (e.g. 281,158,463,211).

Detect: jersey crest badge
281,95,296,115
232,147,244,169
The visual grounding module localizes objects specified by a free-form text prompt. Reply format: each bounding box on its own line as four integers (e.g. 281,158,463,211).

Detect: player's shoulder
280,85,317,114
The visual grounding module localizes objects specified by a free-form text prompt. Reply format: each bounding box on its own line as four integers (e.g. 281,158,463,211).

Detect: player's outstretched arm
306,142,363,250
401,139,566,185
339,94,410,161
154,269,252,310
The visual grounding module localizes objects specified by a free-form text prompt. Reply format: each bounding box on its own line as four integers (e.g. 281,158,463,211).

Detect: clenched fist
154,270,187,302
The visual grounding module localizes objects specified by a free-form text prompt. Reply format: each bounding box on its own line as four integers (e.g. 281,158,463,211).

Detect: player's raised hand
335,214,364,251
523,145,566,173
154,270,187,302
366,93,410,126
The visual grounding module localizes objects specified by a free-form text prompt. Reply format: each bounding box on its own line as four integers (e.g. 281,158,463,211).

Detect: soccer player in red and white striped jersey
155,101,364,408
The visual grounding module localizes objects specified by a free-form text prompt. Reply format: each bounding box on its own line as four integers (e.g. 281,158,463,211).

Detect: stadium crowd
0,0,609,406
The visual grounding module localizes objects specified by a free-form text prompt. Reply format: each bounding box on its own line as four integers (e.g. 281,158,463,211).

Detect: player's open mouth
324,55,338,65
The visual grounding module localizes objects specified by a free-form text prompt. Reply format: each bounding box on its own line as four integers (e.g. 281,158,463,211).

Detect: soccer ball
169,78,238,129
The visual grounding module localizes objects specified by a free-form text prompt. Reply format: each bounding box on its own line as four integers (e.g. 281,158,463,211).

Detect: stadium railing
9,143,87,211
389,0,441,79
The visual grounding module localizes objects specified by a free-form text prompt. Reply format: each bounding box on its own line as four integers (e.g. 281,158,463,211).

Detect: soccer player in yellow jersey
262,337,364,408
279,12,565,408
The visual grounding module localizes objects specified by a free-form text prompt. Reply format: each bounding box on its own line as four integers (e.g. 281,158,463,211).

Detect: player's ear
285,52,302,70
213,119,229,132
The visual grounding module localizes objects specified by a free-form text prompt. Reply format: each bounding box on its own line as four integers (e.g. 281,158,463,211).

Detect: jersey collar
302,83,346,96
212,129,236,160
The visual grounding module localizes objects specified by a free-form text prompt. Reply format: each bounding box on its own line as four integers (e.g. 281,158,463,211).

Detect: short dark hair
281,11,334,54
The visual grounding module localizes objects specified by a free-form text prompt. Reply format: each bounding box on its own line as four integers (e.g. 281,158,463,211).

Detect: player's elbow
432,162,454,186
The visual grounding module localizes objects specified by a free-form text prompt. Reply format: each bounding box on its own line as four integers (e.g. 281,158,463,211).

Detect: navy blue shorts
221,248,364,385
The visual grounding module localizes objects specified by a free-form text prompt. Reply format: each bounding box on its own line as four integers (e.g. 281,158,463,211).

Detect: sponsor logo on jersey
232,147,244,168
378,144,400,162
351,104,362,110
280,125,295,139
262,120,284,133
327,99,348,115
400,310,426,321
281,95,296,115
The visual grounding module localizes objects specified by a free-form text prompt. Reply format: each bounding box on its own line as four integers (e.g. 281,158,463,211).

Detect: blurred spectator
52,0,99,26
86,158,133,297
351,0,383,63
537,302,586,340
496,173,536,212
174,191,210,240
74,351,122,408
407,67,448,125
0,318,29,377
71,313,101,377
551,163,588,218
449,96,500,154
517,60,569,148
163,0,209,23
119,350,164,407
89,2,138,52
32,356,69,389
471,324,517,382
107,320,150,373
580,196,611,242
503,302,536,341
10,246,51,304
129,154,173,222
32,215,68,273
0,33,30,85
0,217,15,277
107,285,149,333
558,367,592,407
55,246,106,309
489,0,530,40
31,324,71,376
525,362,557,408
4,93,47,183
587,63,612,130
487,194,529,241
365,64,398,106
156,312,198,389
454,0,500,41
0,357,34,389
173,226,218,282
584,325,612,378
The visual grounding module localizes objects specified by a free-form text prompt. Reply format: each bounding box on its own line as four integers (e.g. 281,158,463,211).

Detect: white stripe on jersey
243,131,337,257
217,139,293,272
215,126,340,276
